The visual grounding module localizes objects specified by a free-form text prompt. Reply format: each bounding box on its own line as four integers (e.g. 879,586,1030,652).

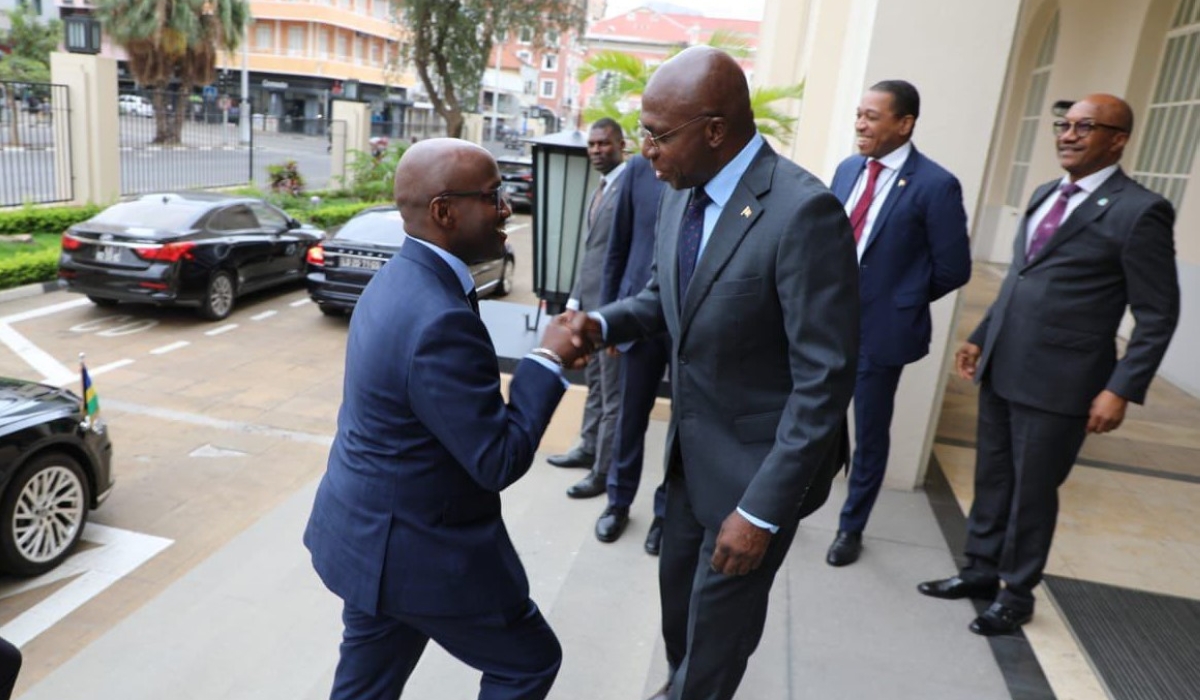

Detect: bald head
394,138,495,236
647,46,755,139
1078,93,1134,132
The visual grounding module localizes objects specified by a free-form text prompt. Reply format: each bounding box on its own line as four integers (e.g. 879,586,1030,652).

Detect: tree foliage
0,2,62,64
95,0,248,143
578,34,805,146
395,0,585,138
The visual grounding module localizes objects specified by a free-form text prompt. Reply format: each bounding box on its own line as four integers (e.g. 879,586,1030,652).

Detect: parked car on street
58,192,324,321
0,376,114,577
305,206,515,316
497,156,534,211
118,94,155,118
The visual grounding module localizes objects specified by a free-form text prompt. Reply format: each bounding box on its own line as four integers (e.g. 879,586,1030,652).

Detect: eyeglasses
432,187,508,212
638,113,718,148
1051,120,1129,137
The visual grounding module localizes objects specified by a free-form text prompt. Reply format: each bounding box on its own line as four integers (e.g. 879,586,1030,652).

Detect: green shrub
302,201,388,230
0,204,102,235
335,143,408,202
0,247,60,289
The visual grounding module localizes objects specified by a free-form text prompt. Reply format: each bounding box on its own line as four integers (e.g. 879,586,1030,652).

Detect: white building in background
757,0,1200,489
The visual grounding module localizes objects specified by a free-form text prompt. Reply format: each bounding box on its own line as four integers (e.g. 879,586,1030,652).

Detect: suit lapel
832,156,865,203
658,190,689,323
861,149,918,256
678,148,773,333
1024,171,1126,268
400,239,470,309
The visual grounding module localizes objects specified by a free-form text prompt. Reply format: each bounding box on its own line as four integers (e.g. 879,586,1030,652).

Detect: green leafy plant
0,204,102,236
266,160,305,196
334,142,409,202
0,246,59,289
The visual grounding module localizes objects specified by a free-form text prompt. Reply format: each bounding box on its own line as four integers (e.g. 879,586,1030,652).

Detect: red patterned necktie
849,160,885,243
677,187,711,298
1026,182,1081,262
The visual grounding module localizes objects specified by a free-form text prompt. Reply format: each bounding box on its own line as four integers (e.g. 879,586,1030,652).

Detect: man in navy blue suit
592,153,670,550
303,138,587,700
825,80,972,566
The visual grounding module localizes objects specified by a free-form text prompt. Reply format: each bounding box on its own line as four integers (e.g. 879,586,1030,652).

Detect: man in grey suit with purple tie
920,94,1179,636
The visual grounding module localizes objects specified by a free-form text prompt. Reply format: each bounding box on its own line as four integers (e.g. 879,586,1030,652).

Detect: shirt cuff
588,311,609,342
566,298,581,311
737,507,779,534
525,354,570,388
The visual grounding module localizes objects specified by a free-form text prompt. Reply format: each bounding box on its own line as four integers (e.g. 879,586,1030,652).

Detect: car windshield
90,200,206,231
333,211,407,246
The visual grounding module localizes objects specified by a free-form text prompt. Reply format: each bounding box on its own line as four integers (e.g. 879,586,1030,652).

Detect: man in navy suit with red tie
826,80,972,567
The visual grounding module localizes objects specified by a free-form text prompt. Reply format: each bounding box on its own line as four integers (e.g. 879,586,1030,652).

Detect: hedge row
0,205,102,236
290,201,386,230
0,248,60,290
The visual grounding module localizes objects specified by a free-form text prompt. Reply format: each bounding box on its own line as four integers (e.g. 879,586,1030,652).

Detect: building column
50,52,120,205
757,0,1023,490
331,98,370,189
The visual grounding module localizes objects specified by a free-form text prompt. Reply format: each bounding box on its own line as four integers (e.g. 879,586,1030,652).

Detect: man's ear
429,197,455,227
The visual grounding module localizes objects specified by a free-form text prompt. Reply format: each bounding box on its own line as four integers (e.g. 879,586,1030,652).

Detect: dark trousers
331,599,560,700
0,636,19,700
659,472,800,700
962,379,1088,613
838,352,904,533
606,333,670,517
578,350,621,477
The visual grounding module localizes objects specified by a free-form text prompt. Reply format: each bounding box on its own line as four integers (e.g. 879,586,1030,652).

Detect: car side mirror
286,218,301,230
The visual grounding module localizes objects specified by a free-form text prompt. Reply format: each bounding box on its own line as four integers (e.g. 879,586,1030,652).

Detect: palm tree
96,0,248,144
578,30,805,145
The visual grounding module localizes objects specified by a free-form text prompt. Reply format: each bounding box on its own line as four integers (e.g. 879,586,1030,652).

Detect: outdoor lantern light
63,15,103,55
526,129,603,321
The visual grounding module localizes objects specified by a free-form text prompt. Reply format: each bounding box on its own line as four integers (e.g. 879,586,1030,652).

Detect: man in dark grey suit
920,94,1179,636
570,47,858,700
546,118,627,500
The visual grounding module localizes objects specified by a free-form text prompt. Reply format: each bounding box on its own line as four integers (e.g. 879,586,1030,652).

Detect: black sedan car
306,206,515,316
497,156,534,211
0,376,113,577
58,192,324,321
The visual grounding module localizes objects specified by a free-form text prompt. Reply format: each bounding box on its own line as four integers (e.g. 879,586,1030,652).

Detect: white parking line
92,358,136,375
250,310,277,321
149,341,190,355
204,324,239,336
0,297,92,325
0,524,174,647
289,298,310,307
0,323,74,385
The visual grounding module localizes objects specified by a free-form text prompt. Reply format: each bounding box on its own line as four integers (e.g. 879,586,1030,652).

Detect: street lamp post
240,16,250,144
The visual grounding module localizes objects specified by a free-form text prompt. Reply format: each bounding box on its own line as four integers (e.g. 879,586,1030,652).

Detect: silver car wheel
13,464,86,565
204,271,235,320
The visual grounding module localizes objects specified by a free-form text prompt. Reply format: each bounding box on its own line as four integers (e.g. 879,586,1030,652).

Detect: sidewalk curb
0,280,61,305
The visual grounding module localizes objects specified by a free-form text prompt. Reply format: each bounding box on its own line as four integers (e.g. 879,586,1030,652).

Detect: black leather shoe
969,603,1032,636
595,506,630,542
644,516,664,556
646,682,672,700
917,576,1000,601
567,471,606,499
546,449,595,469
825,530,862,567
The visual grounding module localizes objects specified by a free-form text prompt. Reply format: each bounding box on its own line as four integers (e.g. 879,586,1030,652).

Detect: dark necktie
849,159,885,244
1026,182,1082,262
677,187,711,298
467,288,480,315
588,179,607,228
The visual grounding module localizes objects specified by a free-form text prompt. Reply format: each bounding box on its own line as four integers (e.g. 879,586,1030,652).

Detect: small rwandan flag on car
81,354,99,418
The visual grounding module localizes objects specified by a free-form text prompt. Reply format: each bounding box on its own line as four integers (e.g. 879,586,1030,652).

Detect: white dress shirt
844,141,912,262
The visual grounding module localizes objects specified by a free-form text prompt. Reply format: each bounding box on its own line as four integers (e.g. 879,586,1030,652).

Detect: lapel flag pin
741,206,752,218
1097,197,1109,206
898,179,907,187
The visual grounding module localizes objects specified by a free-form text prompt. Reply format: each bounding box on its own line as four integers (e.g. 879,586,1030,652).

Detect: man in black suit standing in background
546,119,627,501
920,94,1179,636
592,153,670,551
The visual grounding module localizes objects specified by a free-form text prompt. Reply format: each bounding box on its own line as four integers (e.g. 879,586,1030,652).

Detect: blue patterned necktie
1026,182,1081,262
677,187,711,298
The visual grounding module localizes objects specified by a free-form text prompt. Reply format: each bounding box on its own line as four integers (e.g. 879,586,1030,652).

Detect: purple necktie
1026,182,1081,262
677,187,711,298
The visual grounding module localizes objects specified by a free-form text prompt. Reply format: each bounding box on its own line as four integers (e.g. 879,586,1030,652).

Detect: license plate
95,245,121,263
341,257,382,270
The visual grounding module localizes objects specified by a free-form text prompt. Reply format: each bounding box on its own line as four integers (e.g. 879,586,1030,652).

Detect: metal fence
0,81,73,207
119,89,253,195
370,119,447,141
